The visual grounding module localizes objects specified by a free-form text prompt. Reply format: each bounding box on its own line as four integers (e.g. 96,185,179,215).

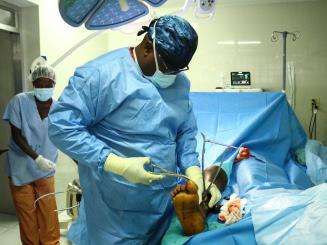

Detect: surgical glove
104,153,164,185
35,155,56,171
186,166,221,208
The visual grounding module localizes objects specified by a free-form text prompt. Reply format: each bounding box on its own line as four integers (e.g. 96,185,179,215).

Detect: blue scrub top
3,92,58,186
48,47,199,243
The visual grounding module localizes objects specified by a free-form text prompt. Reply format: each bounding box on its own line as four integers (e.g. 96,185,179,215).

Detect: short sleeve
3,95,22,129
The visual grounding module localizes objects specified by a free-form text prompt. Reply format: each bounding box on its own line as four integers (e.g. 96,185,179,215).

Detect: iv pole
271,31,300,91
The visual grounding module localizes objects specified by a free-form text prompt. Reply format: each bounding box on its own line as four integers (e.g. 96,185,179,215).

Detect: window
0,7,16,27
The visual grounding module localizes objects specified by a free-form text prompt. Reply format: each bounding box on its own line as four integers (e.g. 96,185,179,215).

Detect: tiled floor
0,213,72,245
0,152,78,244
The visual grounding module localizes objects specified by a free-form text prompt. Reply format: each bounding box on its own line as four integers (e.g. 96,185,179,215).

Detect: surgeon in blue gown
48,15,221,244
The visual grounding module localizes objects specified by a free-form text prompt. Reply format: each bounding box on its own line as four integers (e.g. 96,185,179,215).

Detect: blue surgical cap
141,15,198,70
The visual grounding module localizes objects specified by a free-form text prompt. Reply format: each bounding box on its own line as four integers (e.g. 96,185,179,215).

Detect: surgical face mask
133,45,176,89
146,40,177,88
34,88,54,101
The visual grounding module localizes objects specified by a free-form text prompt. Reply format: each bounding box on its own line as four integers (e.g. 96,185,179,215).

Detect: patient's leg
171,181,206,236
172,166,228,236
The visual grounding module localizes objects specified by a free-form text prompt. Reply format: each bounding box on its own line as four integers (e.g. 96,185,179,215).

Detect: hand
186,166,221,208
235,147,250,162
35,155,56,171
104,153,164,185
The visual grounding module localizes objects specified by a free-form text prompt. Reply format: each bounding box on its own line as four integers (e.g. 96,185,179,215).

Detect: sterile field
0,0,326,245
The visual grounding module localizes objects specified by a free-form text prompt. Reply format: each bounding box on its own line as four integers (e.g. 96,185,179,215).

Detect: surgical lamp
174,0,218,19
58,0,168,29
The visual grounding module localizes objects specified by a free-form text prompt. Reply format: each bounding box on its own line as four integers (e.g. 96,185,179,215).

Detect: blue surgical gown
48,48,199,244
2,92,58,186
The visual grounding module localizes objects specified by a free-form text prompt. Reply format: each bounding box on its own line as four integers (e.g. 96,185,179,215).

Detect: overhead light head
196,0,217,16
58,0,168,30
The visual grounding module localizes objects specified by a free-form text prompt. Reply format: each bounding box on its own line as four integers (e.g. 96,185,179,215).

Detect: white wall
104,0,327,143
20,5,40,91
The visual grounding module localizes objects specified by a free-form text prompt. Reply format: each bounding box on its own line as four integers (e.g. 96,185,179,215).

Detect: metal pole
271,31,299,92
200,133,206,192
282,32,287,91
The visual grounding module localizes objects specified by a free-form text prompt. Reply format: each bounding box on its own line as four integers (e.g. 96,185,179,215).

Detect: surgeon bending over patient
48,15,248,244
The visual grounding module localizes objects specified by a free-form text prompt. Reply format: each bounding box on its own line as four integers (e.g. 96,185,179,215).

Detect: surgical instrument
150,161,192,181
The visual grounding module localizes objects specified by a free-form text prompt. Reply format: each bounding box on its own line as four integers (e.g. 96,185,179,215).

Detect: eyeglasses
157,53,189,75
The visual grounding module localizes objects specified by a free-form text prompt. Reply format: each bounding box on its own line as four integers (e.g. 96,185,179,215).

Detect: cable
34,190,67,209
34,187,81,210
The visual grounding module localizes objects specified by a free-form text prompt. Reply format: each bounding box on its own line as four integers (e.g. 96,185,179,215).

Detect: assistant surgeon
48,15,219,244
3,57,60,244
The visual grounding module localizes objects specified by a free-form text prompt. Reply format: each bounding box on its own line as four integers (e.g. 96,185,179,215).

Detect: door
0,30,21,214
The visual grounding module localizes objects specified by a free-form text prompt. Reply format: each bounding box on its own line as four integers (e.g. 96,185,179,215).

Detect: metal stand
271,31,300,91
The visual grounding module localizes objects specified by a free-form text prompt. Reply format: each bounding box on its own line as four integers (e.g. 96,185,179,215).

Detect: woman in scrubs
2,57,60,245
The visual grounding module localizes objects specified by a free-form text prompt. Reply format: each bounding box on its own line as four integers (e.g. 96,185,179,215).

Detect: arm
48,67,112,169
49,66,164,184
3,95,38,160
10,123,38,160
3,94,54,170
176,104,199,173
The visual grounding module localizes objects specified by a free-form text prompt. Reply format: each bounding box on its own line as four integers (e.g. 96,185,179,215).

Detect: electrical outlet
311,97,320,108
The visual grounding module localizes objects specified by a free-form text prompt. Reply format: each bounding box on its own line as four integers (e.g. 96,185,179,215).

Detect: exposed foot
171,181,206,236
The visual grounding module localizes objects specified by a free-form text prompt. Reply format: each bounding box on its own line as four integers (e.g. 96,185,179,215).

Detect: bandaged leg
172,166,227,236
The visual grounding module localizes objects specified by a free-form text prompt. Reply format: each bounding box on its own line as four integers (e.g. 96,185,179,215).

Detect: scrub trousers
9,176,60,245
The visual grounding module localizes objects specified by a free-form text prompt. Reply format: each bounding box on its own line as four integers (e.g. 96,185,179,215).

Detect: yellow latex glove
104,153,164,185
186,166,221,207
